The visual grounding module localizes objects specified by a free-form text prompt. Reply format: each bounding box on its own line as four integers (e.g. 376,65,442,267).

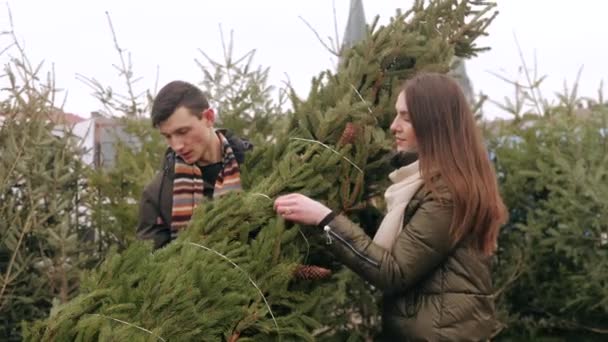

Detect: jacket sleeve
324,192,455,294
136,179,171,249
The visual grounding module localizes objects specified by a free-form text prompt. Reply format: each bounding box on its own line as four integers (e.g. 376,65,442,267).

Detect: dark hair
403,72,508,256
150,81,209,127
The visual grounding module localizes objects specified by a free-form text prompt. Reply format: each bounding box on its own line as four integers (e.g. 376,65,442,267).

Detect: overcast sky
1,0,607,120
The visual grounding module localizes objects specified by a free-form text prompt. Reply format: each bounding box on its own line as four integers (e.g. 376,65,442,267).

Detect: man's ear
202,108,215,124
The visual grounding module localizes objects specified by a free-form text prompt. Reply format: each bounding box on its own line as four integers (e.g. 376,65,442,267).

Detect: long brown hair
403,72,508,256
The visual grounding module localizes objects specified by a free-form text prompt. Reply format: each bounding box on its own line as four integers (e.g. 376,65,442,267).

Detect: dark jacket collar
390,150,419,169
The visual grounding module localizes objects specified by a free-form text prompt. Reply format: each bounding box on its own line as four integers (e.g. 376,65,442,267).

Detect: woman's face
390,91,418,152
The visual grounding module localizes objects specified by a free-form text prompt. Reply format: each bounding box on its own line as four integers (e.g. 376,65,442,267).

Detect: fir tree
196,28,288,144
0,26,96,341
487,70,608,340
77,12,167,251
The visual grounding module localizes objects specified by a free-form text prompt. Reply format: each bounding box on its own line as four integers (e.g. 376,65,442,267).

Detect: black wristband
317,211,336,229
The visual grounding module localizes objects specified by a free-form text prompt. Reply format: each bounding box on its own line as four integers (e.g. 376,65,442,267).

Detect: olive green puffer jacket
324,186,497,341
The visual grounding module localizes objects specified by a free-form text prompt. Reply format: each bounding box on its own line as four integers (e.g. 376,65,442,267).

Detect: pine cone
338,122,359,146
293,264,332,280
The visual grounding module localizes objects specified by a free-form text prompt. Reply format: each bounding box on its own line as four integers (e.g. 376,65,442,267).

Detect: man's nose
170,137,184,152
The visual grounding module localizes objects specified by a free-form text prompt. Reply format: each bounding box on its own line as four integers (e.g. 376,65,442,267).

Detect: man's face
158,106,214,164
390,91,418,152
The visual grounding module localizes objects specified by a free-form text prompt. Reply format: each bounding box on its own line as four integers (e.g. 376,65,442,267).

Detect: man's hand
274,193,332,226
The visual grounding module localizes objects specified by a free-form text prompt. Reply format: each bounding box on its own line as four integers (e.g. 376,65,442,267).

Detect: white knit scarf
373,160,424,250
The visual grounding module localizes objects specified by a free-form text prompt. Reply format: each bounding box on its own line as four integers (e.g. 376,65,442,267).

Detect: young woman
274,73,508,340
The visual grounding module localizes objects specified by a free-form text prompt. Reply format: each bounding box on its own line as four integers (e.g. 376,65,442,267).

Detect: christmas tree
25,1,497,340
485,69,608,339
0,29,97,340
196,28,288,144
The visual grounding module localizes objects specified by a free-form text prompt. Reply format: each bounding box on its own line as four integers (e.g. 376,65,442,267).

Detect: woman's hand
274,193,332,226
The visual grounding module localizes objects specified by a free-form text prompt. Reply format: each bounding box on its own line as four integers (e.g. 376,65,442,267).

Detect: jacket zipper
324,226,380,268
157,151,174,228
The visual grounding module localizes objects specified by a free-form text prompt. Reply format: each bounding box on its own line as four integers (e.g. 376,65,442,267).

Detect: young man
137,80,252,249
